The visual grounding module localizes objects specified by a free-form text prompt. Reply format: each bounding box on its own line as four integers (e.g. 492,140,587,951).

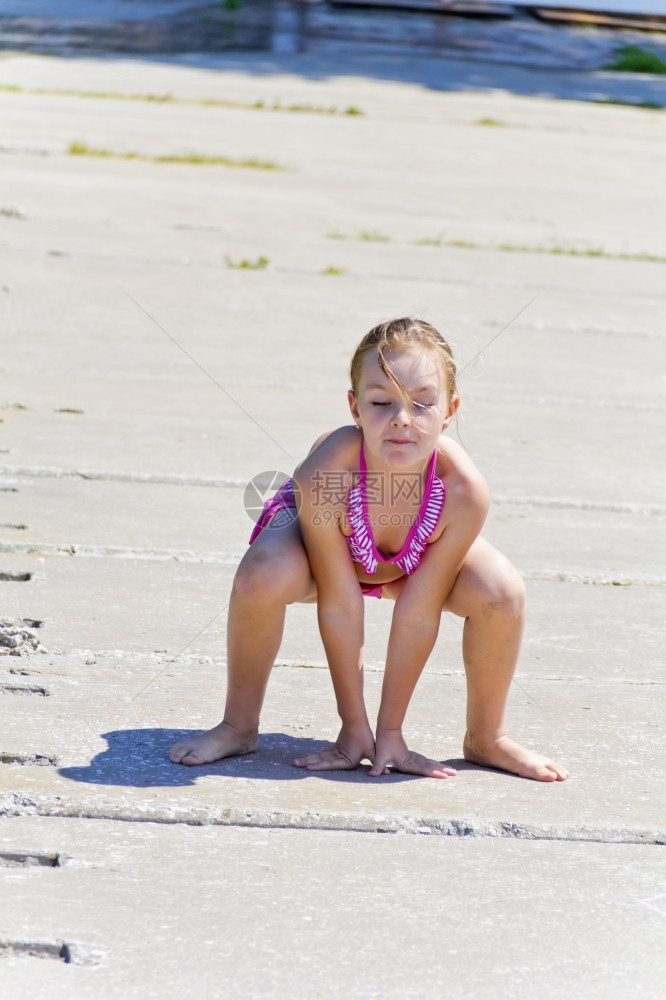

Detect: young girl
170,318,568,781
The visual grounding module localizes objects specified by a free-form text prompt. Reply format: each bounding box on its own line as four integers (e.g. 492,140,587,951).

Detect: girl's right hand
293,723,375,771
370,728,457,779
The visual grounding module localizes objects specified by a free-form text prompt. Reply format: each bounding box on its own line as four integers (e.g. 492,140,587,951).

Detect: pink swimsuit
249,444,445,598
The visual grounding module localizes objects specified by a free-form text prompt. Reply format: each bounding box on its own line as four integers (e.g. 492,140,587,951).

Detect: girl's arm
371,470,490,778
293,441,375,768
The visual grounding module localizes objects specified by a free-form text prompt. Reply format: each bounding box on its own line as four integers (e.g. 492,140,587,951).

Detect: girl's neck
361,439,432,479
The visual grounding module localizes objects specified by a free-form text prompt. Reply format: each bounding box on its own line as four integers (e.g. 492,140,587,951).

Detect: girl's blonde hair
350,318,458,403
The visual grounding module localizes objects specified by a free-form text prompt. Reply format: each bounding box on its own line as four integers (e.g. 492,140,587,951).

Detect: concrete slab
1,819,665,1000
1,646,664,838
2,48,666,111
1,545,665,675
2,98,665,257
0,46,665,997
1,474,665,585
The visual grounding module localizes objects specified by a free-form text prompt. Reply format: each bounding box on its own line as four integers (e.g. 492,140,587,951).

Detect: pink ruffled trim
347,447,445,576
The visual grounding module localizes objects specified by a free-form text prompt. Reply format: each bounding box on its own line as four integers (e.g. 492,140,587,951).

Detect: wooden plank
329,0,447,10
530,7,666,30
329,1,515,16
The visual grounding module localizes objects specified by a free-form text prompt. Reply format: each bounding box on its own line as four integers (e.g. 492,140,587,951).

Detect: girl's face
348,346,458,469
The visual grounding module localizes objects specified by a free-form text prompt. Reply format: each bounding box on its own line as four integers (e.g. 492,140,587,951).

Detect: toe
542,760,569,781
170,744,201,765
535,760,569,782
293,753,319,768
169,743,186,763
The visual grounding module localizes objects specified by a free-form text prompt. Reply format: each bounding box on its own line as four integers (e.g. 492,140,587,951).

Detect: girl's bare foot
170,721,258,766
463,733,569,782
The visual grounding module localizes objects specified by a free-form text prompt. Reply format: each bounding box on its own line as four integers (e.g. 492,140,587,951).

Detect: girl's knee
234,548,271,596
482,558,525,618
233,542,309,602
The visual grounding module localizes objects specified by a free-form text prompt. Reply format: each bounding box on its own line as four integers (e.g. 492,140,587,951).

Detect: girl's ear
348,389,361,426
441,394,460,430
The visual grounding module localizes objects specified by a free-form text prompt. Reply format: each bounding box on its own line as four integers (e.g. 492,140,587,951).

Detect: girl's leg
170,515,315,766
444,537,568,781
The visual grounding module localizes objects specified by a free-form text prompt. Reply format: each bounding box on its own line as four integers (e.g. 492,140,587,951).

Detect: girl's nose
392,403,411,426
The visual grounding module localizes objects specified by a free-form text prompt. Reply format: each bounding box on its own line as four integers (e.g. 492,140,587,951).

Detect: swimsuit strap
347,442,445,576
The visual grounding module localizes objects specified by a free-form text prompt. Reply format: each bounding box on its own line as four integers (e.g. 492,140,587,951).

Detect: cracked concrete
0,37,665,1000
1,817,663,999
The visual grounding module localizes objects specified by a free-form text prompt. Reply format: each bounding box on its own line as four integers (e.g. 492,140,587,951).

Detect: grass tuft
0,83,363,117
321,265,348,276
358,230,390,243
603,45,666,75
0,205,29,219
413,235,445,247
409,235,665,264
477,117,506,126
225,255,269,270
595,96,663,110
67,142,282,170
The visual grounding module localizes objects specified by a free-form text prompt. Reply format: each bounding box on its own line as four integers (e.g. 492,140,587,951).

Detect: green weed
0,84,363,117
225,255,270,270
0,206,29,219
358,230,390,243
67,142,282,170
595,96,663,110
458,239,666,264
321,265,348,276
271,100,336,115
69,142,119,158
324,232,666,264
413,235,445,247
477,117,506,126
603,45,666,75
325,230,390,244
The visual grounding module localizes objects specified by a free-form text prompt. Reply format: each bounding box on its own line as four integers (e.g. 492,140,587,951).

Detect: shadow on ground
58,728,490,788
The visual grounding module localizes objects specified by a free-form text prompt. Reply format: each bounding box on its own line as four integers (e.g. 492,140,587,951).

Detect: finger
293,747,358,771
368,759,392,777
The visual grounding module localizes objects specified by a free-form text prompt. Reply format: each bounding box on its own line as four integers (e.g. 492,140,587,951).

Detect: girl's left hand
370,728,457,779
293,722,376,771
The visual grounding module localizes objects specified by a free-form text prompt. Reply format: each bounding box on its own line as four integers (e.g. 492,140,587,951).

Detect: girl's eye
371,401,390,407
412,401,434,411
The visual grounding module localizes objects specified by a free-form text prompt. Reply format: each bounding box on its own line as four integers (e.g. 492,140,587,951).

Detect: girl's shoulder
294,425,360,517
436,436,490,511
298,425,360,474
